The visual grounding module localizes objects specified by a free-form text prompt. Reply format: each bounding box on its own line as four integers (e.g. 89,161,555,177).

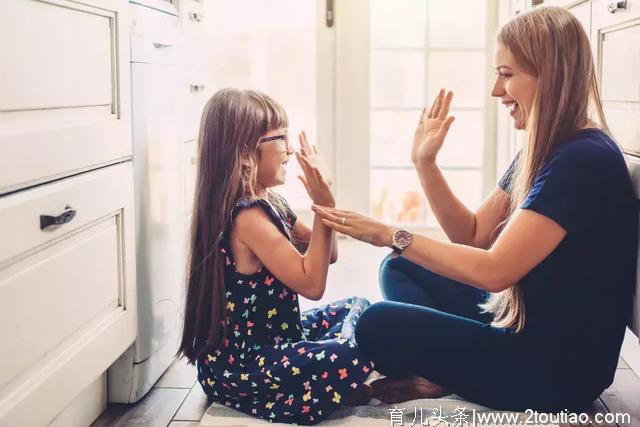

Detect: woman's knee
378,253,409,294
378,254,438,306
378,252,395,279
355,301,396,354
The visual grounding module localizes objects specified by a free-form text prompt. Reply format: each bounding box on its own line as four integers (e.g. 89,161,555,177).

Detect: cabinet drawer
130,1,181,64
544,0,592,36
0,162,137,425
593,0,640,28
180,69,210,143
178,0,206,69
0,0,131,195
570,1,592,37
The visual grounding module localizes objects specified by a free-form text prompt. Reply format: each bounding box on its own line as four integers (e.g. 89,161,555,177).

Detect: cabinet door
593,0,640,156
0,0,132,195
570,1,592,37
178,0,207,69
180,68,210,143
626,154,640,337
0,162,137,426
594,0,640,336
543,0,593,37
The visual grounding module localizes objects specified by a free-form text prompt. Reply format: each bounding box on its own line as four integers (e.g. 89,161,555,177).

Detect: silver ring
341,217,346,225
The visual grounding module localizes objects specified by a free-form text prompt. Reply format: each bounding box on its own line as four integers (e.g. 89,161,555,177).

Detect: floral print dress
197,198,374,425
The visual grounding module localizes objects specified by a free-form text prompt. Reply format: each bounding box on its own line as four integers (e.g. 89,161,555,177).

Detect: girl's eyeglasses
258,134,288,144
258,134,293,152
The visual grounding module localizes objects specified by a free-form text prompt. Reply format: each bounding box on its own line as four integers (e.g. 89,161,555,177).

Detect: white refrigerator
108,0,187,403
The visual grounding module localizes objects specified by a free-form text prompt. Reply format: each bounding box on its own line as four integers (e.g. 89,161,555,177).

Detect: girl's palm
298,131,332,184
296,132,335,207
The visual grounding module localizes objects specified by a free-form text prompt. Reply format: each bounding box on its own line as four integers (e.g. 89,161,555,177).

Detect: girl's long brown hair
479,6,610,332
178,88,288,363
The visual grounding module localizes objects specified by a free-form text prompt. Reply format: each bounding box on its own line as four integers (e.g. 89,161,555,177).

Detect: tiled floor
92,238,640,427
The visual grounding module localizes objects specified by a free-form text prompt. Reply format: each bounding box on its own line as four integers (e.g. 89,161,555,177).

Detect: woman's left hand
311,205,394,247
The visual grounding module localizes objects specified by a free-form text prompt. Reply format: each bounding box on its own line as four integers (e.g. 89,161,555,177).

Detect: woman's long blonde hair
479,6,610,332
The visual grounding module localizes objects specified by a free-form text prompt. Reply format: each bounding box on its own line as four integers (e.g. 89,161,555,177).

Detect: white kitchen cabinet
0,0,136,425
180,68,210,144
178,0,207,70
627,155,640,337
0,0,132,195
593,0,640,157
525,0,640,372
590,0,640,369
175,0,211,144
542,0,640,338
0,162,136,426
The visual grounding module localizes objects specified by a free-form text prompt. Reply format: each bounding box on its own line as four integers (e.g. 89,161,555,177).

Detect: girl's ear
240,146,256,169
241,144,260,168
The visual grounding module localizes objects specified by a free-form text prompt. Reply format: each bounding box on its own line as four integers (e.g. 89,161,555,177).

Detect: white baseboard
48,373,106,427
621,327,640,375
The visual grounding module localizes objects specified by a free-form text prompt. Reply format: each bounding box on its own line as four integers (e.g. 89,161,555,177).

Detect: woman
313,6,638,412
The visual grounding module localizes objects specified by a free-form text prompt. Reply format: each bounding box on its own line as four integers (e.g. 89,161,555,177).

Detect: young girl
177,88,374,424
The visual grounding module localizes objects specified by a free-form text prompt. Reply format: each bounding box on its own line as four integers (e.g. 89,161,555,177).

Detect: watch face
394,229,412,249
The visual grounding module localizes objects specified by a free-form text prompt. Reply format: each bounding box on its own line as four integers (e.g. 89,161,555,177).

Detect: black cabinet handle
40,205,76,230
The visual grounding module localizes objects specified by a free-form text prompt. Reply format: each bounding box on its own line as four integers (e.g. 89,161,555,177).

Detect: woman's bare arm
412,90,512,248
313,205,566,293
399,208,565,291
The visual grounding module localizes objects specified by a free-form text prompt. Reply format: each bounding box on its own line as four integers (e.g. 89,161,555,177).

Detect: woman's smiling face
491,43,538,130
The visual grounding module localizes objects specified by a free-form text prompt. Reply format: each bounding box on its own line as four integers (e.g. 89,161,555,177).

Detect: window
369,0,490,228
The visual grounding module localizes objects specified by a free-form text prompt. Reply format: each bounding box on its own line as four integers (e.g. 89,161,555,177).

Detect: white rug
200,372,558,427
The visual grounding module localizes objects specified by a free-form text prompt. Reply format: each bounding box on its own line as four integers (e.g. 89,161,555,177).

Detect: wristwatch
391,228,413,254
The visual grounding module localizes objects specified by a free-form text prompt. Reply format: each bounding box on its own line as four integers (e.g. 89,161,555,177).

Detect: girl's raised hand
411,89,456,166
296,151,335,208
298,131,333,185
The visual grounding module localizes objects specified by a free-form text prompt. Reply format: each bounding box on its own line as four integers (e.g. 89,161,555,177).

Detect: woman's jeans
354,254,596,412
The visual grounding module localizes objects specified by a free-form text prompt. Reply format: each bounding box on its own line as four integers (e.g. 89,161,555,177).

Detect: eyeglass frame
257,133,293,152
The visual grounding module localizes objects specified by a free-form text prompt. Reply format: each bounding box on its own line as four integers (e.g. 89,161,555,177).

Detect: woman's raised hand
411,89,456,166
296,132,335,207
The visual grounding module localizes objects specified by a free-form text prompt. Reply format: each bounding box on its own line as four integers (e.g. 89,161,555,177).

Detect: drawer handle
40,205,76,230
153,42,174,49
189,11,204,22
608,0,627,13
190,83,206,92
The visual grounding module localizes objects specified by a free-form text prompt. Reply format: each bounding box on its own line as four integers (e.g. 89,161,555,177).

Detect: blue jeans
354,254,595,412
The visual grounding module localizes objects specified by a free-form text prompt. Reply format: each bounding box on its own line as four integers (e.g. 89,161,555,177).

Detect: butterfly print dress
197,198,374,425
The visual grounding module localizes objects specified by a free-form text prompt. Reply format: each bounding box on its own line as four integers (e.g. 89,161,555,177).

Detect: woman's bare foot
370,376,450,404
344,383,375,406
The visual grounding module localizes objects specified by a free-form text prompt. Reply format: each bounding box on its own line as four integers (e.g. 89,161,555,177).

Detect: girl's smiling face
256,127,293,189
491,43,538,130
